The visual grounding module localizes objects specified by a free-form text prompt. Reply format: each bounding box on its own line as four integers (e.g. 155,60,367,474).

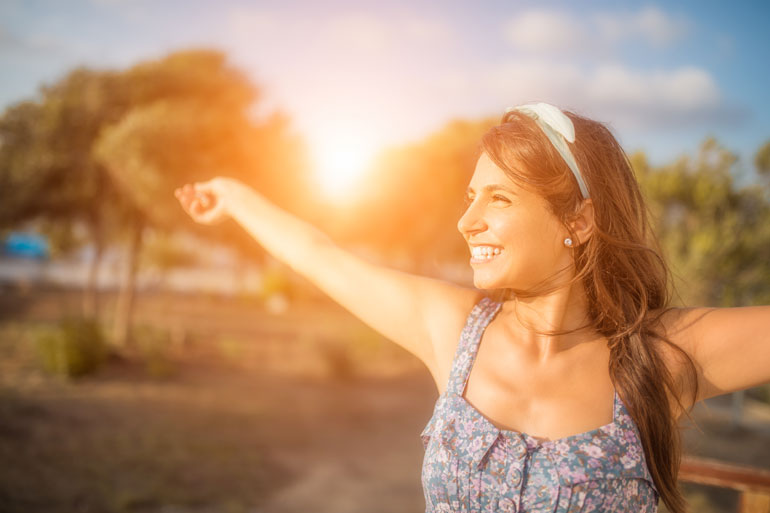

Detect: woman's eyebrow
466,184,517,195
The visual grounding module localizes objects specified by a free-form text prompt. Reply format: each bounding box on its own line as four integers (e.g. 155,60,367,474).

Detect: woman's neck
499,283,598,362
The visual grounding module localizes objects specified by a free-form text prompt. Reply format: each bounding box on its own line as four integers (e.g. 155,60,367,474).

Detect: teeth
471,246,502,259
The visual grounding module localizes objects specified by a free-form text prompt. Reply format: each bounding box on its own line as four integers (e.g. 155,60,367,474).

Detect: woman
175,102,770,512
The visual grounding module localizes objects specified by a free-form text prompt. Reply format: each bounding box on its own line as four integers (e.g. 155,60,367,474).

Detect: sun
310,129,378,200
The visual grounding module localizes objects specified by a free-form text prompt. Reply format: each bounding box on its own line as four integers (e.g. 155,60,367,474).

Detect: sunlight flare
311,129,378,200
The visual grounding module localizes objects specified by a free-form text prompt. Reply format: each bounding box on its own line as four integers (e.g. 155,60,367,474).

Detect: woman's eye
463,195,474,206
492,194,510,203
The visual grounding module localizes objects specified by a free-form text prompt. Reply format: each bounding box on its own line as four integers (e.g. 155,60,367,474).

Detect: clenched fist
174,177,240,225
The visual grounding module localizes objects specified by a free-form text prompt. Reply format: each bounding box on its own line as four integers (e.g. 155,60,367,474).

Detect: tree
755,140,770,189
0,49,309,350
93,50,309,348
0,69,131,318
633,138,770,307
0,101,51,226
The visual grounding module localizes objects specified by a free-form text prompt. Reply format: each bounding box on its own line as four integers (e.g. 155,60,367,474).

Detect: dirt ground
1,286,769,512
0,360,436,513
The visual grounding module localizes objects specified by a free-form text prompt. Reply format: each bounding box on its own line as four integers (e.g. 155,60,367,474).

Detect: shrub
35,317,106,378
132,324,177,378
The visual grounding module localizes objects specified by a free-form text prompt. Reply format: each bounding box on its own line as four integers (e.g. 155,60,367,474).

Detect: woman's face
457,152,572,291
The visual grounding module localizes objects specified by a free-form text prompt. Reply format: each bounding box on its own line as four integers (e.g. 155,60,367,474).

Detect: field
1,285,768,512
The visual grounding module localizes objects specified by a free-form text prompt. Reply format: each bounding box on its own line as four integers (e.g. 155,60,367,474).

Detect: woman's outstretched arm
660,305,770,405
175,177,480,382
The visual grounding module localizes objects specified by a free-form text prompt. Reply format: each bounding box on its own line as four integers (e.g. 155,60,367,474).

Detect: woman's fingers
174,181,226,225
175,184,200,215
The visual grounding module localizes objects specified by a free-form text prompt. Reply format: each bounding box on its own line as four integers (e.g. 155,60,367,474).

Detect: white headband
505,102,590,199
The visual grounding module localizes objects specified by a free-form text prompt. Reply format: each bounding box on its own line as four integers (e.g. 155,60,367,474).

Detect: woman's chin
472,275,501,290
472,270,519,291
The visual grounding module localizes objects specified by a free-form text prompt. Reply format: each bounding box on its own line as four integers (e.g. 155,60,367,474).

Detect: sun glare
311,130,377,200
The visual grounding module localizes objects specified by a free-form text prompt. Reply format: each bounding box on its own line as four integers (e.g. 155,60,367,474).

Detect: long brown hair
480,109,698,513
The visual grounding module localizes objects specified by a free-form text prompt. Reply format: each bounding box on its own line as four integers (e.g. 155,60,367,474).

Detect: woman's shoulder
646,306,704,356
422,287,487,391
644,306,704,414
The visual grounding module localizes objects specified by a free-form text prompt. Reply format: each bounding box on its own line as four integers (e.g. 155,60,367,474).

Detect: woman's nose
457,203,486,237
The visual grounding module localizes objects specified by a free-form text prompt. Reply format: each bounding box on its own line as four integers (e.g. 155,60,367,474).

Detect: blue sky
1,0,769,182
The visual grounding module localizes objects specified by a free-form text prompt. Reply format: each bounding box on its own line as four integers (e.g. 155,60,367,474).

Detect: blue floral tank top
420,297,660,512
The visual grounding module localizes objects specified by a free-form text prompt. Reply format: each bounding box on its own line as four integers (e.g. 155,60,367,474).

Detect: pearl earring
564,237,573,247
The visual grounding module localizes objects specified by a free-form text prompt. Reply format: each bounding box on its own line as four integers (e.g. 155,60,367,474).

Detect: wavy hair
480,109,698,513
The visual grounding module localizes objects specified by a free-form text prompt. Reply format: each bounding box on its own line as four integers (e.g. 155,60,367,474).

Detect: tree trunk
112,216,144,351
83,216,104,320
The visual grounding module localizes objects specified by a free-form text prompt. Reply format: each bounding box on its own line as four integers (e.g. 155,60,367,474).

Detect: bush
132,324,177,378
35,317,106,378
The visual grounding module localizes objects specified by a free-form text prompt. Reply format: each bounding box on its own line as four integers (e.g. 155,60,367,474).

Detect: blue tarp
2,232,50,259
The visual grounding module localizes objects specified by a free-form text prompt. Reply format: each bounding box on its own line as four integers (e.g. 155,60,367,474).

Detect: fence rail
680,456,770,513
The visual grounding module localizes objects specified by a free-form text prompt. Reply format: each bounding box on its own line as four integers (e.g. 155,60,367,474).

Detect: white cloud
504,10,589,54
504,6,688,54
587,65,720,110
491,6,732,131
217,5,737,144
225,7,451,55
594,6,688,48
455,59,738,131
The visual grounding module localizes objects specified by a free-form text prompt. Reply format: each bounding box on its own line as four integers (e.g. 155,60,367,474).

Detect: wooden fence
680,456,770,513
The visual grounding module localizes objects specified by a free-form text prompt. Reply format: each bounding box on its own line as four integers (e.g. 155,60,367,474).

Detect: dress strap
446,297,503,396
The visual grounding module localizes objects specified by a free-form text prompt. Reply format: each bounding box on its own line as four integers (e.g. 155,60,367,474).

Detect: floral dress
420,297,660,512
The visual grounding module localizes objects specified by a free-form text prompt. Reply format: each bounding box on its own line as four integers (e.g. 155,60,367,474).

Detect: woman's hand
174,177,239,225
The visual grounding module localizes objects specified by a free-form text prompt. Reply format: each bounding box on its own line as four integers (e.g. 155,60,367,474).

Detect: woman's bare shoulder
420,284,485,391
645,306,705,414
647,305,712,359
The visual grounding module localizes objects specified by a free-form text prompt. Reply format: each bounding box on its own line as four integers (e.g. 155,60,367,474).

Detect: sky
1,0,769,186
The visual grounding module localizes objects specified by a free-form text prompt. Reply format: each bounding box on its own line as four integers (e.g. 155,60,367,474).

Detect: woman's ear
568,199,595,246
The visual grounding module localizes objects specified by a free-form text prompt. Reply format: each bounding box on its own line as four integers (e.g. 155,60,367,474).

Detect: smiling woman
174,102,770,513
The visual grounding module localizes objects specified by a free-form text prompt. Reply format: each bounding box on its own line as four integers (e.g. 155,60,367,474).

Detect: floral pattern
420,297,660,512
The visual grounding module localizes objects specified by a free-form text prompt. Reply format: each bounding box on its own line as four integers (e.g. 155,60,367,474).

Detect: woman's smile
469,245,503,264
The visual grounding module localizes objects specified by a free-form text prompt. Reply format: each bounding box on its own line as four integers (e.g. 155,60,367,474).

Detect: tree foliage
0,49,308,347
0,101,51,226
632,138,770,307
755,140,770,181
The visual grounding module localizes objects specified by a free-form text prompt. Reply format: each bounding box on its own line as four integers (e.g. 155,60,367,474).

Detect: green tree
93,50,309,348
0,69,131,318
755,140,770,191
0,101,49,226
0,49,309,350
634,138,770,307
